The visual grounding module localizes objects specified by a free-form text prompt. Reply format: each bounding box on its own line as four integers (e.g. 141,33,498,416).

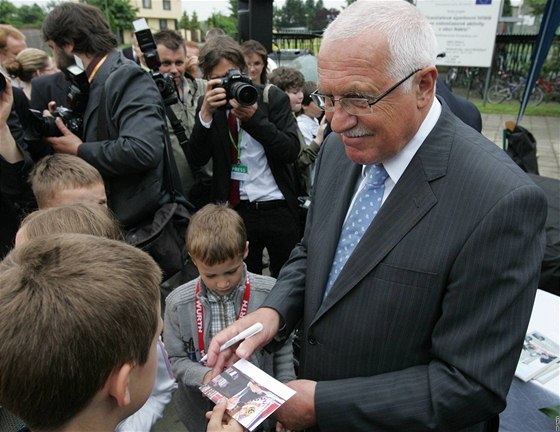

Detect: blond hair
4,48,50,83
0,25,25,55
30,154,104,208
0,234,161,431
186,203,246,265
18,202,122,243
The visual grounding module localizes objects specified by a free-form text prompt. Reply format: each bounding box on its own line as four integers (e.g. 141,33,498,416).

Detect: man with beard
41,2,174,232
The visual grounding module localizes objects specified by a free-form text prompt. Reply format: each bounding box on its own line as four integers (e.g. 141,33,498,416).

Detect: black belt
237,199,287,210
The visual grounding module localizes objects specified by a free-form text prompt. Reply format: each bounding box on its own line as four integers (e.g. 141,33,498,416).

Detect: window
163,0,171,10
159,19,168,30
142,0,151,9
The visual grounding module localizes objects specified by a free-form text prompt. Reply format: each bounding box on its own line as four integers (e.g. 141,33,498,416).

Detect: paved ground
152,113,560,432
481,113,559,179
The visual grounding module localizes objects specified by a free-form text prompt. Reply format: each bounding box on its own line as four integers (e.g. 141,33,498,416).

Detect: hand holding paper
206,308,282,377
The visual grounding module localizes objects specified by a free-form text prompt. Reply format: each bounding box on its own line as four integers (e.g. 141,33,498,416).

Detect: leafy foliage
524,0,548,17
0,0,45,27
206,12,237,38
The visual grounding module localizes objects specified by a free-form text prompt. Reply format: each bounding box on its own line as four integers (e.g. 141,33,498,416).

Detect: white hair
322,0,438,92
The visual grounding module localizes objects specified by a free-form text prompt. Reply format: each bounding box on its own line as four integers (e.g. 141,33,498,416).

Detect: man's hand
206,308,281,377
46,117,83,155
273,380,317,430
0,73,13,124
200,78,228,123
230,98,257,123
205,398,244,432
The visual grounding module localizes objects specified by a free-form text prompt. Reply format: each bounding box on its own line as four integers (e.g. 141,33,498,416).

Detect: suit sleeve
313,183,547,431
78,64,165,178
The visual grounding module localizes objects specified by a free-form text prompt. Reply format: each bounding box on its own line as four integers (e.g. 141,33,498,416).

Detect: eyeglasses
310,69,421,116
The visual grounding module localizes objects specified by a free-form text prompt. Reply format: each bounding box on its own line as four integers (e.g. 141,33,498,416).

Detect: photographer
153,29,210,205
41,2,172,230
187,35,301,277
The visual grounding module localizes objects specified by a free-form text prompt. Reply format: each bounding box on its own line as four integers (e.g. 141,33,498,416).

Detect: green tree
0,0,18,25
191,11,201,31
15,4,45,27
276,0,307,28
524,0,547,16
229,0,238,18
179,11,191,39
82,0,138,42
206,12,237,38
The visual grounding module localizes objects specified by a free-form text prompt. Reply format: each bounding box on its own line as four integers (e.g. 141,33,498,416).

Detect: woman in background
240,39,268,85
4,48,56,99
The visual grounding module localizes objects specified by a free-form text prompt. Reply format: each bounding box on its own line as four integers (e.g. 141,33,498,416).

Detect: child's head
186,203,248,295
29,154,106,209
15,201,122,246
267,66,305,113
0,234,162,431
301,80,323,118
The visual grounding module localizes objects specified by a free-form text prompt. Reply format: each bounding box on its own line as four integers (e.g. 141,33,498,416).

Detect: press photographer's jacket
78,50,171,228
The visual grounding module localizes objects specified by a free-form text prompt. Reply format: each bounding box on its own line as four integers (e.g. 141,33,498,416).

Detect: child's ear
107,363,134,407
243,241,249,259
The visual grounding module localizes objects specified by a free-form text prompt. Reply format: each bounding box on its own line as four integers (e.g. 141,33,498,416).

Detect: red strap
195,276,251,360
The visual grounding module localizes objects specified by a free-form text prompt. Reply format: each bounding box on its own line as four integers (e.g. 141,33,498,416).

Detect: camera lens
231,82,258,106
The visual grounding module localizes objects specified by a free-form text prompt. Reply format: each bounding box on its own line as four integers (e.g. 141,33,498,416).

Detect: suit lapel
312,107,453,324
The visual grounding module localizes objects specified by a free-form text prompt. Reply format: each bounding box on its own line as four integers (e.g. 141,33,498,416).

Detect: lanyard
87,54,108,84
228,114,243,161
195,276,251,359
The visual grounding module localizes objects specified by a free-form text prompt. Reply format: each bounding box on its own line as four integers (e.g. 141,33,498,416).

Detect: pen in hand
200,322,263,364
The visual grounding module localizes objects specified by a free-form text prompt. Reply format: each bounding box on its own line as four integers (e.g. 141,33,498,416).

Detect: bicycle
487,74,544,105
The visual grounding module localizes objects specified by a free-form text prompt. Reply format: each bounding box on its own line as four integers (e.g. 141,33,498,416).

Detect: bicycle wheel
487,84,508,104
517,85,545,106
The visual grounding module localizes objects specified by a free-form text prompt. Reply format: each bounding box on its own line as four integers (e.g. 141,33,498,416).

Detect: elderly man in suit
205,1,547,431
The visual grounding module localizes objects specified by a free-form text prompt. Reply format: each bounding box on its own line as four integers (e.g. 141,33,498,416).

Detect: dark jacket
187,84,301,219
77,51,171,228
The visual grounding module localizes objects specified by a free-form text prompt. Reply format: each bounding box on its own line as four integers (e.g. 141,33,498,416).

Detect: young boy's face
48,182,107,208
286,87,304,113
194,243,249,296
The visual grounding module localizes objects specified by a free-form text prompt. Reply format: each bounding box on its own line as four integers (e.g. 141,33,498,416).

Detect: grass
449,88,560,117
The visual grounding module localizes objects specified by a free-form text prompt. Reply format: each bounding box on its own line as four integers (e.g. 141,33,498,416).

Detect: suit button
308,336,318,345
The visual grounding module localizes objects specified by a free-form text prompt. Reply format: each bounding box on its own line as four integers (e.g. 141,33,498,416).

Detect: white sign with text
417,0,503,67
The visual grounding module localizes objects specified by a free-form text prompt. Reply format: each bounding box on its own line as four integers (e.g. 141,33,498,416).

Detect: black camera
217,69,258,107
134,23,177,107
29,106,83,137
0,73,6,94
28,64,88,138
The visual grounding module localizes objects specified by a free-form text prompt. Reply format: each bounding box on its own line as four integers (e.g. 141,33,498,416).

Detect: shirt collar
380,97,442,184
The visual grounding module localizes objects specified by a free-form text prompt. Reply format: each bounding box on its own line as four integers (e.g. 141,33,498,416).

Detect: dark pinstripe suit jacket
262,102,547,431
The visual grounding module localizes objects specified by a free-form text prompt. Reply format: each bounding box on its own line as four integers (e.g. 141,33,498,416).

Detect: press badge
231,163,249,181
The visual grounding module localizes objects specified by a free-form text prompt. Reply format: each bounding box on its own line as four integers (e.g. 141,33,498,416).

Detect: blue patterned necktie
323,164,389,300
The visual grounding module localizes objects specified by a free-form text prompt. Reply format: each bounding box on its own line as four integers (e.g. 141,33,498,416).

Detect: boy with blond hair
29,153,107,208
164,203,295,432
0,234,163,432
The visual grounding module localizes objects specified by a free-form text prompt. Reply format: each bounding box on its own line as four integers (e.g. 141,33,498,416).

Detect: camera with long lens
133,19,177,107
29,64,88,138
217,69,258,109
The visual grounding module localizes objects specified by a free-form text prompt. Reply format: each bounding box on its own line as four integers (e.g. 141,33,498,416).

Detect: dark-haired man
41,2,173,230
187,35,301,278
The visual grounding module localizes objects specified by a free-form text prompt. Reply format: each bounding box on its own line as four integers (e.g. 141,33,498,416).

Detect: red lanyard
195,276,251,359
